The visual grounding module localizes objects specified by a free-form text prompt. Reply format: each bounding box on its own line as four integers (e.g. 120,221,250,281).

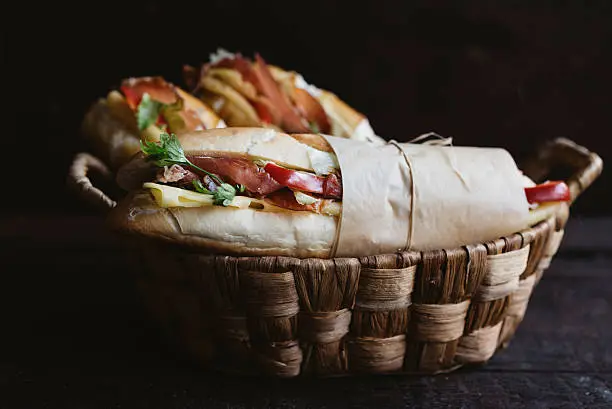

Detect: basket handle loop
67,152,117,214
521,137,603,204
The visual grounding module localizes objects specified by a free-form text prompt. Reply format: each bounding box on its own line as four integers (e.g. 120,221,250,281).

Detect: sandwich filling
106,77,225,142
141,133,342,216
185,51,331,134
136,132,569,222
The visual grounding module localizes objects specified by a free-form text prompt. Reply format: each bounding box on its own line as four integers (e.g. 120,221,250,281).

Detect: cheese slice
143,183,343,218
144,183,287,212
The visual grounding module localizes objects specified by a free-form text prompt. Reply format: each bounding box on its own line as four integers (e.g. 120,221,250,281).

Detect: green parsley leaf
140,132,227,189
140,133,242,208
137,93,164,131
140,132,188,168
213,183,237,206
140,137,165,159
192,179,212,194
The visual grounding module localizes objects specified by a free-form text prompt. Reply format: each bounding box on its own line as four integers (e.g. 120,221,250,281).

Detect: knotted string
407,132,469,189
328,132,466,256
407,132,453,146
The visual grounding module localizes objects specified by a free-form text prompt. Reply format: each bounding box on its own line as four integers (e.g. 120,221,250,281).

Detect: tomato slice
119,77,209,133
264,162,324,194
120,77,178,109
524,181,571,204
263,163,343,199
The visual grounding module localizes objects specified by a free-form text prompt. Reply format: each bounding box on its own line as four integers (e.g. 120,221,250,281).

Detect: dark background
3,3,612,408
7,0,611,215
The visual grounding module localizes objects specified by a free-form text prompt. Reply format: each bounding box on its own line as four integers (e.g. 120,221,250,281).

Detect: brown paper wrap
322,136,531,257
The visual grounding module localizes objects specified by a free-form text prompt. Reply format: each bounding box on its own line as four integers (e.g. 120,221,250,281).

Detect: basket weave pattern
67,137,602,377
127,213,563,377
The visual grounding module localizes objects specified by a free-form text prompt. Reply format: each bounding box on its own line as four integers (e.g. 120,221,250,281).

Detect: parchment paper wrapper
322,135,531,257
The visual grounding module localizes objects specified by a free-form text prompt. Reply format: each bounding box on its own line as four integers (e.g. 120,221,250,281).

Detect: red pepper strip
264,162,342,199
264,162,323,193
524,181,571,204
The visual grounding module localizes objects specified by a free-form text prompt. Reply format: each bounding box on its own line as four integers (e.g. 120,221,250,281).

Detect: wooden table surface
1,213,610,409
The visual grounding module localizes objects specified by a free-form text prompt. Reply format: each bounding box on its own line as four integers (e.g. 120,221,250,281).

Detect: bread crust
110,127,342,256
177,127,323,171
200,76,261,126
176,87,226,129
115,127,336,191
115,153,158,191
81,99,142,171
107,189,337,257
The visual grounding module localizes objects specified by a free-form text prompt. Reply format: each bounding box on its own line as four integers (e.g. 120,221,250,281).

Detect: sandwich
81,76,226,171
183,49,384,145
111,128,342,258
108,128,571,258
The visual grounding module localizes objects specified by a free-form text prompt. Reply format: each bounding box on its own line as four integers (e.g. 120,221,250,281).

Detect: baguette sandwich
184,49,384,145
109,128,571,258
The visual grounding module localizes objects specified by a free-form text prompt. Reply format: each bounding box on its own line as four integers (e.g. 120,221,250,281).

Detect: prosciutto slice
290,88,331,134
187,155,283,196
251,54,311,133
206,53,330,134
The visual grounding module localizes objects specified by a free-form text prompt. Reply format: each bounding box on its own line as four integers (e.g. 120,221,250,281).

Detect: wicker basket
67,137,602,377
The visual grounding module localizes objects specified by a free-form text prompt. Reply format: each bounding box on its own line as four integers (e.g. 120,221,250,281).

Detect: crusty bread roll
116,127,334,191
107,189,337,258
177,127,326,171
190,49,385,145
81,98,144,171
176,88,226,129
108,127,555,259
109,127,340,257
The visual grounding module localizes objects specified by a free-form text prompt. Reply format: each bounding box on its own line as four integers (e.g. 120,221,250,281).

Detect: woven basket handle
67,152,118,214
521,137,603,204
